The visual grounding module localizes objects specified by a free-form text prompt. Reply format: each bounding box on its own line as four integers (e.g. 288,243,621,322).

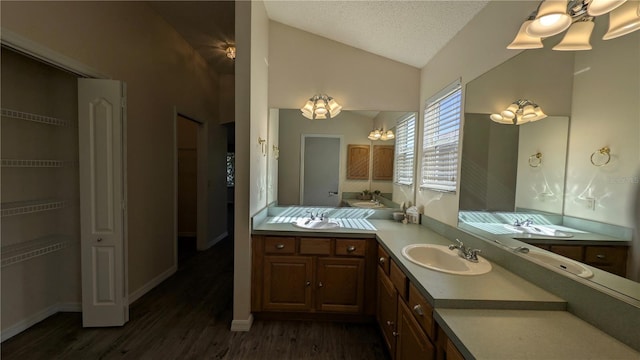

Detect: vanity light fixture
226,46,236,60
368,129,395,141
508,0,640,51
490,99,547,125
300,94,342,120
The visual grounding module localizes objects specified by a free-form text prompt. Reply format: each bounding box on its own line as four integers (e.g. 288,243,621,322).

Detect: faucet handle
467,248,481,262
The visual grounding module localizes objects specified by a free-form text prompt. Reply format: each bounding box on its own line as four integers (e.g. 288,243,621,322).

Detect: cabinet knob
596,254,606,259
306,281,311,287
386,320,394,327
379,257,386,264
318,282,323,288
347,245,356,252
392,331,399,337
97,238,103,242
275,244,285,249
413,304,424,316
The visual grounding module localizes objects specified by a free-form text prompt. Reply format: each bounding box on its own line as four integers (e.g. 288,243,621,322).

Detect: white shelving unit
1,199,67,218
1,108,70,127
1,235,72,268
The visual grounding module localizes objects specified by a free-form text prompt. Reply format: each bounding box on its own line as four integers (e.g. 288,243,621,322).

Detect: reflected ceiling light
553,18,595,50
526,0,572,38
490,99,547,125
368,129,395,141
588,0,627,16
603,1,640,39
509,0,640,51
300,94,342,120
226,46,236,60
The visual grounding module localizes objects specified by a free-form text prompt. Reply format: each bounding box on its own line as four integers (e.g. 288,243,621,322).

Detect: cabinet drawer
299,237,331,255
264,237,296,254
377,245,390,275
390,259,408,300
335,239,366,257
549,245,583,261
584,246,627,265
408,282,435,341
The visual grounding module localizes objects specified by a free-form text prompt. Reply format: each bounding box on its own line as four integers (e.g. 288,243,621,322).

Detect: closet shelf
1,235,73,267
1,108,70,127
1,159,66,168
1,199,67,217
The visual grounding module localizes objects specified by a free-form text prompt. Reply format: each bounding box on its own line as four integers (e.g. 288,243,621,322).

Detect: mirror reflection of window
421,80,462,193
394,113,416,186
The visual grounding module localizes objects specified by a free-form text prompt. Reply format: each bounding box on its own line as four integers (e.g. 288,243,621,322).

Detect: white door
78,79,128,327
301,136,341,206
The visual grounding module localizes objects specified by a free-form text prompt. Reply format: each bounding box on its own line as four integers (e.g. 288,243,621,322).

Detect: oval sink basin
292,219,340,230
352,201,384,208
525,249,593,278
401,244,492,275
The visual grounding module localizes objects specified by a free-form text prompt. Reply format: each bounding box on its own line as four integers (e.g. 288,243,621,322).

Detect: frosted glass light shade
508,20,544,49
521,105,537,120
553,20,595,50
385,130,395,140
301,100,314,113
588,0,627,16
533,106,547,121
315,113,327,120
501,103,519,119
527,0,572,37
603,1,640,40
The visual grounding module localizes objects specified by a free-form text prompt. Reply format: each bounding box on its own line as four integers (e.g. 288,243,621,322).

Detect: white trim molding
205,231,229,250
128,265,177,305
230,314,254,332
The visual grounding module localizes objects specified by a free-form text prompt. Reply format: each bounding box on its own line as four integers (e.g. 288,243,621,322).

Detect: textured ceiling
264,0,490,68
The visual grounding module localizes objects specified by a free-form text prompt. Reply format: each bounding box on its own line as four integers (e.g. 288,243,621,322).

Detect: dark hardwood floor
1,235,388,359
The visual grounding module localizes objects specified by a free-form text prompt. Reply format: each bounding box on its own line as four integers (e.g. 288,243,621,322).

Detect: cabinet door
396,299,435,360
347,144,370,180
378,267,398,358
263,255,313,311
316,257,365,313
373,145,395,180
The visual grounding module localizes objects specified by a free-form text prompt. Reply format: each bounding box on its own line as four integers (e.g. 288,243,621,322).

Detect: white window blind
421,80,462,192
394,113,416,185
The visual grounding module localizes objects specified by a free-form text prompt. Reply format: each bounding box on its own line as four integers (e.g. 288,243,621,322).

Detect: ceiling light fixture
508,0,640,51
490,99,547,125
300,94,342,120
368,129,395,141
226,46,236,60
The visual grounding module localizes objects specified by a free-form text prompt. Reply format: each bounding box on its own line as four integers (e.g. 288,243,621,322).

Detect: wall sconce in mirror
590,146,611,166
529,152,543,167
508,0,640,51
226,45,236,60
368,129,395,141
258,137,267,156
300,94,342,120
272,145,280,160
490,99,547,125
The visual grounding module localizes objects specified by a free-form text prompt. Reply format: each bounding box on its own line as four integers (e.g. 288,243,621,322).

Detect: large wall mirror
458,17,639,304
272,109,416,208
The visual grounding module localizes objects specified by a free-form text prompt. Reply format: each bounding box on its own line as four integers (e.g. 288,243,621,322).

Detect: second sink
401,244,492,275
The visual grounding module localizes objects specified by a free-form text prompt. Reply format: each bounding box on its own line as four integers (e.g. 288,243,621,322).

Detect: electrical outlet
586,197,596,210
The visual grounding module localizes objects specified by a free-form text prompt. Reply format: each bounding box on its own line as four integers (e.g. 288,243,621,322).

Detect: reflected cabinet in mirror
458,17,639,303
275,109,415,208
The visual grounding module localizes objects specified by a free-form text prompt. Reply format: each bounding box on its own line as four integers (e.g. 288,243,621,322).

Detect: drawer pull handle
379,257,386,264
413,304,424,316
347,245,356,252
596,254,606,259
275,244,285,249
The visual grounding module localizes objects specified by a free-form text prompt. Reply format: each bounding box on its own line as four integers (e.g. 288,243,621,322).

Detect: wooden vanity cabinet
372,145,395,180
376,245,436,360
347,144,370,180
531,243,628,277
252,235,375,318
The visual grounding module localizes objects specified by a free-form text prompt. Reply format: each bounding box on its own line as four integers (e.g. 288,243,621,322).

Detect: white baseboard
1,302,81,342
128,265,177,305
230,314,254,332
201,231,228,251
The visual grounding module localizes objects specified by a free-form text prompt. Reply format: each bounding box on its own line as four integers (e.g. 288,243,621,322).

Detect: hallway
1,236,387,359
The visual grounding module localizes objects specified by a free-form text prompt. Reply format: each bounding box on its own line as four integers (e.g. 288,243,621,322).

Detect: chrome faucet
448,239,481,263
513,218,533,227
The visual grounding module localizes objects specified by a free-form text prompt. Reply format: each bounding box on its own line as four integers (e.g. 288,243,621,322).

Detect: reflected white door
301,136,341,206
78,79,128,327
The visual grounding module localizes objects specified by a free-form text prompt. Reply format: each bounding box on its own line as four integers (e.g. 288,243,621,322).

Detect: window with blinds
394,113,416,185
421,80,462,192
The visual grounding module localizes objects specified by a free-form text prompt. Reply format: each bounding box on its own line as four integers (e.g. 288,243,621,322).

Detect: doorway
300,135,341,206
175,114,205,265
